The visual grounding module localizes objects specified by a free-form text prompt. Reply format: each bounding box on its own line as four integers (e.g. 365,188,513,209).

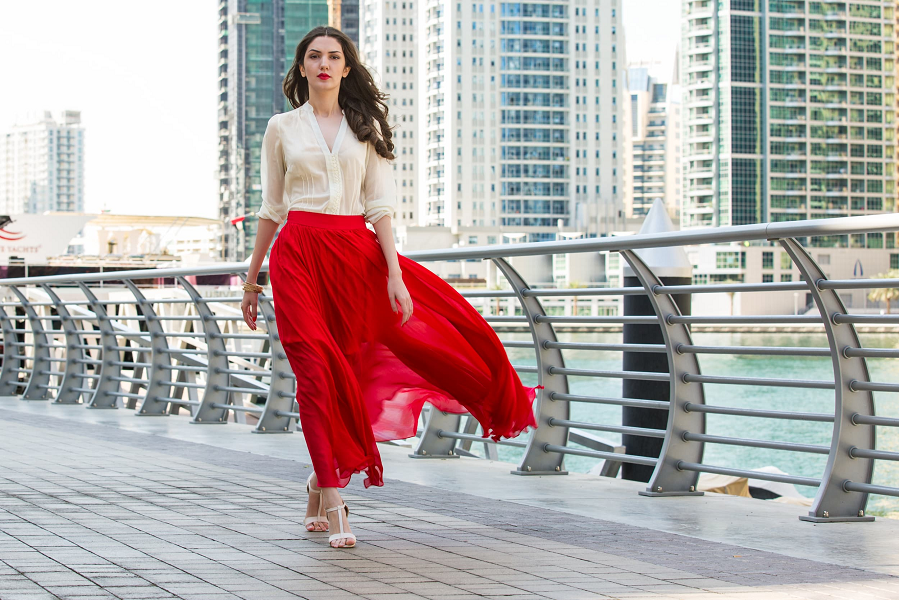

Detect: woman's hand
388,273,413,326
241,292,258,330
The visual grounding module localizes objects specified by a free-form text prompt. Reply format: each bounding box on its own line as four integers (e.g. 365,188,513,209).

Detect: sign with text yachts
0,214,94,264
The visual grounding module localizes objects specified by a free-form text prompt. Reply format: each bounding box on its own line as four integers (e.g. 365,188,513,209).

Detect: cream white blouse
255,102,397,225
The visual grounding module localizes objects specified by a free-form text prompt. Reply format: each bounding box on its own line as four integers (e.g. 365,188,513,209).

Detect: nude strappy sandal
304,472,328,531
327,503,356,548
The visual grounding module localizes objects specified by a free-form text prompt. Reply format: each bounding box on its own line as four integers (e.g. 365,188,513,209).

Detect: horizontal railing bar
483,316,528,323
277,371,296,379
512,365,538,373
37,384,62,389
158,348,204,355
277,391,297,398
155,397,200,406
197,297,243,303
1,215,895,284
850,380,899,393
45,357,67,362
274,410,300,419
155,332,205,337
820,278,899,290
107,346,152,352
550,367,670,382
677,462,820,487
670,315,821,325
683,373,835,390
460,290,518,298
213,385,268,394
140,298,192,304
843,480,899,498
834,314,899,325
71,330,101,335
213,351,275,359
545,341,667,353
547,418,666,438
849,448,899,462
544,444,657,466
70,387,97,393
523,287,646,297
9,367,32,372
435,430,526,448
100,315,146,321
38,343,68,349
211,333,269,340
211,403,264,414
501,340,536,348
536,316,657,324
169,382,206,389
845,348,899,359
159,364,207,371
152,316,203,321
214,368,271,376
550,392,669,409
109,361,152,368
105,391,143,398
74,358,103,365
852,414,899,427
683,432,830,454
72,374,100,379
71,344,102,350
679,344,831,357
109,376,148,384
656,281,808,295
38,370,66,376
7,342,30,347
684,402,834,422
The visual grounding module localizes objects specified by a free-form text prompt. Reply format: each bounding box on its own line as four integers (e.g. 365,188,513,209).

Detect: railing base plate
86,406,118,410
510,470,568,476
799,515,875,523
408,453,460,459
639,490,705,497
135,413,169,417
251,429,293,434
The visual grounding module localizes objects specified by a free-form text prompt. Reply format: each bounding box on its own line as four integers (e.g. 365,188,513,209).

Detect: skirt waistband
287,211,367,230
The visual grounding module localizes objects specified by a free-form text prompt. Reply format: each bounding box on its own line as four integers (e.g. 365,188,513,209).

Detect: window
468,236,478,244
762,251,774,269
762,274,774,283
891,254,899,270
780,253,793,270
781,273,793,282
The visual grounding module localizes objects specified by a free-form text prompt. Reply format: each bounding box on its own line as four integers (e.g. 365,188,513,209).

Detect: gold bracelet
242,281,264,294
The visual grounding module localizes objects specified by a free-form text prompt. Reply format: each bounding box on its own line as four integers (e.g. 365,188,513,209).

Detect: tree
867,270,899,314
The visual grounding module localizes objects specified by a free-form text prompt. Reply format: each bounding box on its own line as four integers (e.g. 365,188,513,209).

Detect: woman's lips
317,73,331,80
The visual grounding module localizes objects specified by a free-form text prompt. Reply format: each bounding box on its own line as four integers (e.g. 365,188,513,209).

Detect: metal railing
1,214,898,523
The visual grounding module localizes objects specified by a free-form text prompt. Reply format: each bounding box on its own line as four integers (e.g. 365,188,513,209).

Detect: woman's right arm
241,218,280,330
242,115,288,330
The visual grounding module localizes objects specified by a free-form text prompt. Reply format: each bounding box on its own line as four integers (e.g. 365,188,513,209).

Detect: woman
240,26,539,549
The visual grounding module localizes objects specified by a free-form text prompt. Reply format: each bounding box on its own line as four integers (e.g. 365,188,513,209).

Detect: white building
359,0,422,227
0,111,85,215
626,63,681,220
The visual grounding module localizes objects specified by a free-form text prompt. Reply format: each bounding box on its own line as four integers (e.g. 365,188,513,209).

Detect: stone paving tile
0,412,897,600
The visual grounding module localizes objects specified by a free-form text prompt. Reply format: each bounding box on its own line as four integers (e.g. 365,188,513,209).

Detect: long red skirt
269,211,539,488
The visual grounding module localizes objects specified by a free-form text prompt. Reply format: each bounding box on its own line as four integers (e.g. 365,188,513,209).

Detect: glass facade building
218,0,329,261
682,0,897,248
423,0,626,240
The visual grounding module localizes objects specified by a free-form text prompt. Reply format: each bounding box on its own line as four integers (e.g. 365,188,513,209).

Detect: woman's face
300,36,350,92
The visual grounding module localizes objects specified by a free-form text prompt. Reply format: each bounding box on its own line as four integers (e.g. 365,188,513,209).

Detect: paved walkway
0,404,898,600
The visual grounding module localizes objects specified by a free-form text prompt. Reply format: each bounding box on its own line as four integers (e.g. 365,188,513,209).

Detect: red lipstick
317,73,331,80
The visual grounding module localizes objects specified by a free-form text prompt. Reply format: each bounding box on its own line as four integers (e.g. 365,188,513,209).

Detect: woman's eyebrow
308,48,341,54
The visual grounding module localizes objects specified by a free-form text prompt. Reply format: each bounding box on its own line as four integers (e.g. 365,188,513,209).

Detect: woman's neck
307,91,342,117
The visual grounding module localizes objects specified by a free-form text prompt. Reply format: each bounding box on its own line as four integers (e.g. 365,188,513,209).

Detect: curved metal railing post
410,409,463,458
254,294,297,433
495,257,569,476
620,250,706,497
40,285,86,404
176,277,231,424
78,284,119,409
124,281,174,417
781,238,876,522
8,287,52,400
0,295,28,396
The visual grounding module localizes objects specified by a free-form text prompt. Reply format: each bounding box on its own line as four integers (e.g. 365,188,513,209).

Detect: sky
0,0,680,219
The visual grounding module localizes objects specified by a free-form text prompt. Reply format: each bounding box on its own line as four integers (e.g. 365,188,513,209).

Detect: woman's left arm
373,216,413,326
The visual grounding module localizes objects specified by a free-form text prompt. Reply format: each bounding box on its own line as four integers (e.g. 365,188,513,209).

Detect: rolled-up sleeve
255,115,288,224
361,143,397,225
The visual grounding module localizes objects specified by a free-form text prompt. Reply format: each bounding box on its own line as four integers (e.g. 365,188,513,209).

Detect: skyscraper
627,63,682,219
329,0,361,46
218,0,329,261
682,0,896,248
0,111,85,215
359,0,421,227
417,0,627,240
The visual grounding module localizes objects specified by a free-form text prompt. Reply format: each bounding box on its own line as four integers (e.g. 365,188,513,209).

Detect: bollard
621,200,693,482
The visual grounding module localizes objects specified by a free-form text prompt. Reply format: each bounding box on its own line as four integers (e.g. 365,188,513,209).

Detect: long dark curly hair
283,26,394,160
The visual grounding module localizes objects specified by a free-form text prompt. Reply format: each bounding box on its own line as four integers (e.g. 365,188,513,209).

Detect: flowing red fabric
269,211,539,489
